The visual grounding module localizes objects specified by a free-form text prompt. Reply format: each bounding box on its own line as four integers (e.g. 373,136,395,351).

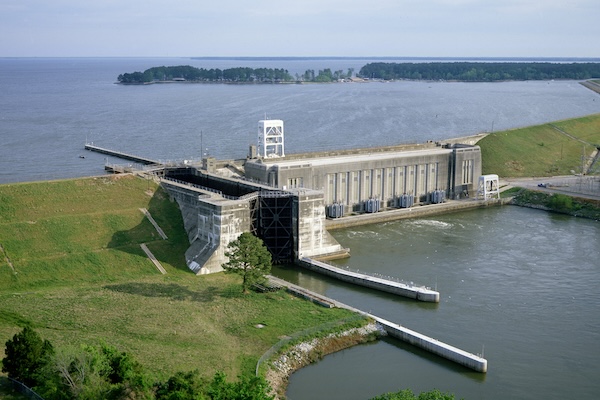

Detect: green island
2,113,600,399
118,62,600,84
117,65,355,84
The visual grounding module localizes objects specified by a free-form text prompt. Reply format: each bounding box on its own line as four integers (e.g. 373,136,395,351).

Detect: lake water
1,58,599,399
277,206,600,400
1,57,599,184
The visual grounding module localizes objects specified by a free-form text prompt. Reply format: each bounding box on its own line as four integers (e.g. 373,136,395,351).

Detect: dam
167,119,483,274
97,119,486,276
93,118,490,371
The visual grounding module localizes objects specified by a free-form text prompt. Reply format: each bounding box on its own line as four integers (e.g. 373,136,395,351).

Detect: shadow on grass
104,282,220,303
0,311,35,328
107,185,191,273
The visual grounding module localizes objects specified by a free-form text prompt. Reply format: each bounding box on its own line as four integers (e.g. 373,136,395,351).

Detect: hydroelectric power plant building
160,119,483,274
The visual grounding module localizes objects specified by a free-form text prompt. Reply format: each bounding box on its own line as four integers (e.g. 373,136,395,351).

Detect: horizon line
2,55,600,61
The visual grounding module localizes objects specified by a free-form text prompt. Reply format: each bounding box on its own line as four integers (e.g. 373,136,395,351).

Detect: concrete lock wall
162,179,347,274
292,190,347,259
162,179,253,274
376,317,488,373
298,258,439,302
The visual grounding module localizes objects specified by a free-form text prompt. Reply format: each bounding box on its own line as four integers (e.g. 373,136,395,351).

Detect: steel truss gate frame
258,192,294,263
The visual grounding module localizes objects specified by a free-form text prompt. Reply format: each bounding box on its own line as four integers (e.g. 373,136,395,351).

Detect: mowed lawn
479,113,600,177
0,175,355,381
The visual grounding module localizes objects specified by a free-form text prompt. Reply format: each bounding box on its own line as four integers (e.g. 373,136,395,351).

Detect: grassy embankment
479,113,600,177
0,175,357,389
478,113,600,219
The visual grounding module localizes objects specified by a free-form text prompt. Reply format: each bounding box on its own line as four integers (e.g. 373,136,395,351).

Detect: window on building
462,160,473,184
287,177,303,188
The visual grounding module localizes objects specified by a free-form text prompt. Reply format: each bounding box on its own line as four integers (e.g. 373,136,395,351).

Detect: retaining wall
375,316,488,373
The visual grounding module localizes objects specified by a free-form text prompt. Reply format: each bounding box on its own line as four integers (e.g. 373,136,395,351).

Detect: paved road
502,175,600,201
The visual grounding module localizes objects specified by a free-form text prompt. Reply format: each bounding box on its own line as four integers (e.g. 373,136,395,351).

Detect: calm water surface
1,58,599,183
276,206,600,400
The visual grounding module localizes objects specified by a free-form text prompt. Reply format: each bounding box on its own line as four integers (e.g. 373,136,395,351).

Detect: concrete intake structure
298,258,440,302
244,140,482,212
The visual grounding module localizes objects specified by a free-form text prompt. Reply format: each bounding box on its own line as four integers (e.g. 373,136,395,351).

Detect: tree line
118,62,600,84
358,62,600,81
117,65,293,83
2,327,460,400
117,65,355,84
2,326,273,399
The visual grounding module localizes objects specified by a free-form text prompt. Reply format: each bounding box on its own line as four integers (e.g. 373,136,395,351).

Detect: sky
0,0,598,58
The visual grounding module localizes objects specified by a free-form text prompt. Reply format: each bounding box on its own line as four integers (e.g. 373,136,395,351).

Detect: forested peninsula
117,62,600,84
359,62,600,81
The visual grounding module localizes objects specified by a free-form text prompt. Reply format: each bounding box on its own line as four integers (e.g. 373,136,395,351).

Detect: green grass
0,275,353,380
0,174,356,387
479,113,600,177
510,188,600,219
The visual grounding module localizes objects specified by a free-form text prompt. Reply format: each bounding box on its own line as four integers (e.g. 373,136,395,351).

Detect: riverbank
509,187,600,220
265,322,382,399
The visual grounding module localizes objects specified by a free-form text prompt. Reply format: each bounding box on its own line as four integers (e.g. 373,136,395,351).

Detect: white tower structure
258,119,285,158
476,174,500,200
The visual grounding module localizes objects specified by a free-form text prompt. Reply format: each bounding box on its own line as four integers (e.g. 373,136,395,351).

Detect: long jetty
374,315,487,373
84,144,161,165
267,275,487,373
298,257,440,302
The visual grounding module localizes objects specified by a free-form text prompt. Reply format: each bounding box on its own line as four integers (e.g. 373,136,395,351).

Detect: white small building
258,119,285,158
476,174,500,200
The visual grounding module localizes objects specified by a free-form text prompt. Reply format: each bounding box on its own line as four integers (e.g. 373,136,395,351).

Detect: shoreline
264,322,382,399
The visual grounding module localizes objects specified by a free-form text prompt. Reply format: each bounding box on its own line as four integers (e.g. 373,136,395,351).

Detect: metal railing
7,378,45,400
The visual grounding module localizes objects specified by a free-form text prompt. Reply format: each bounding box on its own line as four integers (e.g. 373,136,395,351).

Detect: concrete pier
84,144,161,165
378,315,487,373
266,275,487,373
298,257,440,303
375,316,487,373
